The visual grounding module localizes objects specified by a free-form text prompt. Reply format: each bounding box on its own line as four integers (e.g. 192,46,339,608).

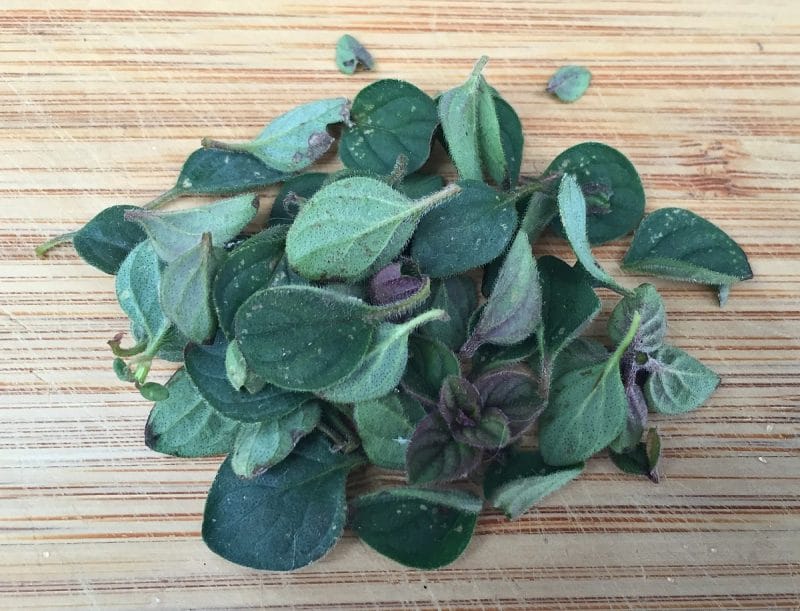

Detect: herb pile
37,56,752,572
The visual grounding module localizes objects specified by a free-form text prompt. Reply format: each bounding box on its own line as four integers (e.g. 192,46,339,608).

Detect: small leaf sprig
36,55,752,572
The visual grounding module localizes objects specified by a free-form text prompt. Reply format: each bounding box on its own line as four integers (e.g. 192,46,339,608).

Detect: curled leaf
335,34,374,74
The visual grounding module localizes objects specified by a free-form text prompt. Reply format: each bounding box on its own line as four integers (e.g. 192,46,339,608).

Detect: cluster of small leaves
37,55,752,573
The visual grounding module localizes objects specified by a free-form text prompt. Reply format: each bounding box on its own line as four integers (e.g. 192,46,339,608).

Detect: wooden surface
1,1,799,608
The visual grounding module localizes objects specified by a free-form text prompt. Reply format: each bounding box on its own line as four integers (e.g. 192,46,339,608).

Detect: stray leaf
335,34,374,74
547,65,591,102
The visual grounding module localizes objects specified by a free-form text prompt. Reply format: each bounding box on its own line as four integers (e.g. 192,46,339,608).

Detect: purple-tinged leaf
406,412,482,485
368,260,427,309
473,367,545,439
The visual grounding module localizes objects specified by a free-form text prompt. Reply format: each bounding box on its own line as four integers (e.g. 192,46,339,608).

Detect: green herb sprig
36,56,752,572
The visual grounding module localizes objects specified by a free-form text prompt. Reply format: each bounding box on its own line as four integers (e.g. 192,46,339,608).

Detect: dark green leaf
645,345,720,414
538,255,601,368
268,172,327,227
462,232,540,356
547,65,591,102
160,234,224,343
185,333,313,422
470,335,539,377
397,173,445,199
557,174,628,295
318,309,446,404
230,401,322,478
213,226,288,339
401,335,461,407
484,450,583,519
495,96,523,187
72,205,147,275
548,142,646,245
411,180,517,278
609,444,651,478
354,391,426,470
235,286,377,391
145,368,238,457
174,147,287,198
538,313,640,466
340,80,438,175
621,207,753,301
406,412,482,485
419,276,477,350
126,194,259,262
608,283,666,354
350,487,480,569
335,34,374,74
202,433,363,571
546,337,610,384
205,98,349,173
286,176,459,281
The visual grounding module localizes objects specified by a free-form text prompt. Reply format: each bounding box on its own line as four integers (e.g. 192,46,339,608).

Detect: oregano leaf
484,450,584,519
126,194,259,262
350,487,480,569
72,205,147,275
340,80,438,175
461,232,541,356
354,392,426,470
286,177,460,281
144,368,238,457
608,283,667,354
645,345,720,414
547,65,591,102
202,433,363,571
204,98,350,173
557,173,629,295
621,207,753,302
406,412,482,485
268,172,327,227
548,142,645,245
401,335,461,407
411,180,517,278
230,400,322,478
335,34,374,75
419,276,478,350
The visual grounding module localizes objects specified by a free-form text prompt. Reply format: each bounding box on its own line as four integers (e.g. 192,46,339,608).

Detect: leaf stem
143,185,182,211
414,182,461,215
201,138,247,153
606,310,641,376
35,231,77,258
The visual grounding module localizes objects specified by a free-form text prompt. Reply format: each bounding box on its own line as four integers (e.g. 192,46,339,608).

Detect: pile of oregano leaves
37,56,753,572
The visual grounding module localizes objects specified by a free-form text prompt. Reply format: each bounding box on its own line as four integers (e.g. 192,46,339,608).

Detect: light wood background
1,1,799,609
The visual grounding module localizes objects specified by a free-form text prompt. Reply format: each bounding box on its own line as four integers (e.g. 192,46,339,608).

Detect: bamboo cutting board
1,1,799,608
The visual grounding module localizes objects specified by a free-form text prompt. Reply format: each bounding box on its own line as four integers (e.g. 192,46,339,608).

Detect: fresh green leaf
484,450,584,519
476,80,508,187
621,207,753,301
406,412,482,484
185,333,313,422
204,98,349,173
397,173,445,199
548,142,646,244
538,312,641,466
173,147,287,198
71,205,147,275
609,444,650,477
462,232,540,356
645,345,720,414
547,65,591,102
354,392,426,470
202,433,363,571
419,276,478,350
235,286,378,391
286,176,459,281
538,255,601,371
495,96,523,187
126,194,259,262
145,368,238,457
401,335,461,407
470,336,539,377
268,172,327,227
438,60,483,180
608,283,666,354
335,34,374,74
160,234,224,344
557,174,629,295
411,180,517,278
138,381,170,401
224,339,266,393
213,226,288,339
546,337,610,384
340,80,438,175
318,309,446,404
519,192,558,244
230,401,322,478
350,487,480,569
